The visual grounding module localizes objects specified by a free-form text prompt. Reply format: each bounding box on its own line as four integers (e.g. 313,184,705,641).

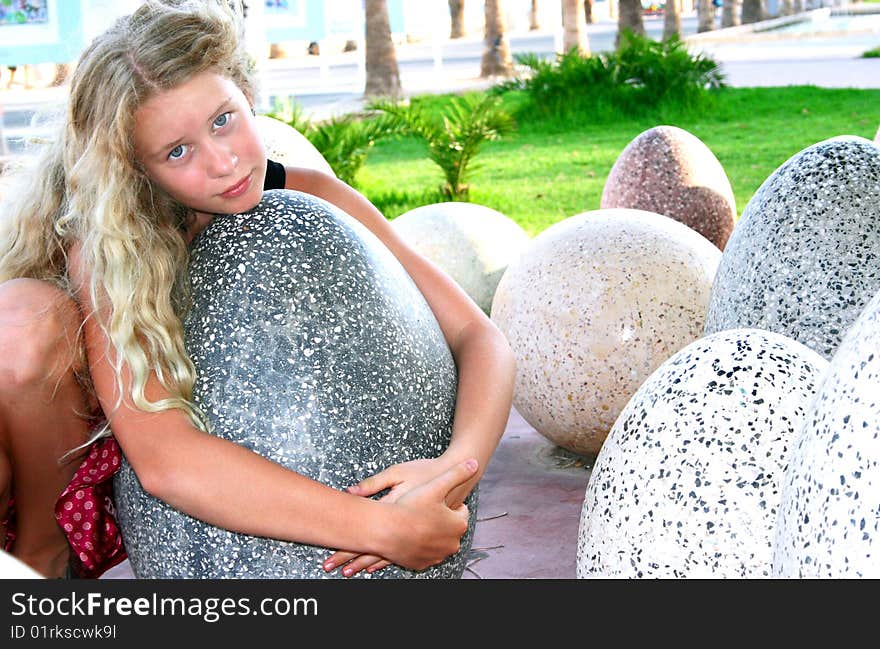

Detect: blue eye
213,112,230,129
168,144,187,160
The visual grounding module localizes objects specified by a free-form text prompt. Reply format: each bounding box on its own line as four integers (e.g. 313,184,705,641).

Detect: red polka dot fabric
53,436,127,578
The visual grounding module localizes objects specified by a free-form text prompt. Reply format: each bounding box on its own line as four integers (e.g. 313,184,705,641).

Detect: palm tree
721,0,741,27
741,0,765,24
585,0,594,24
663,0,682,39
530,0,540,30
562,0,590,55
697,0,715,32
449,0,465,39
481,0,514,77
617,0,646,44
364,0,401,98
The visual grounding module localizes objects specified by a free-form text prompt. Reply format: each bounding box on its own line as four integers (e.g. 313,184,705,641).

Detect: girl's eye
213,112,230,129
168,144,188,160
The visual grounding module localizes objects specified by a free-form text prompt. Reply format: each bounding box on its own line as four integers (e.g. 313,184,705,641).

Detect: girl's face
133,71,266,218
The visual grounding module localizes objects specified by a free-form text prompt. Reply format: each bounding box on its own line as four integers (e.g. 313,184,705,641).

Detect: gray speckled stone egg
114,189,474,579
577,329,828,578
490,208,721,456
254,115,335,176
391,202,531,314
773,288,880,577
704,136,880,360
600,125,736,250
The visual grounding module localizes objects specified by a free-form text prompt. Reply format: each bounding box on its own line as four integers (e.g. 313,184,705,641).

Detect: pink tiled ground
101,407,592,580
462,407,592,579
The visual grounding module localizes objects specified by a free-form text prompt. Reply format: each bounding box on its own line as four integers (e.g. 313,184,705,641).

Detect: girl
0,0,515,579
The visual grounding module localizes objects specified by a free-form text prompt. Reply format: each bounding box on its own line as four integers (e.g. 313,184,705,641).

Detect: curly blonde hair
0,0,256,434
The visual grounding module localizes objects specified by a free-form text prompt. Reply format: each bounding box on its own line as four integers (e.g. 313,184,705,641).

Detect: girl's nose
206,143,238,177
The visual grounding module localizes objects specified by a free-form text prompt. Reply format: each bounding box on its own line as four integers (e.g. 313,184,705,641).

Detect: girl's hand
323,458,478,577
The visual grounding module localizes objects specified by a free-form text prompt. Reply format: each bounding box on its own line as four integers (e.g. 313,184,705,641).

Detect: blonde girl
0,0,514,579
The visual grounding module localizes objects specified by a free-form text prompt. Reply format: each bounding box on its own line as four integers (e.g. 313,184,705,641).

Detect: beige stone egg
391,202,531,314
601,125,736,250
254,115,335,176
490,208,721,456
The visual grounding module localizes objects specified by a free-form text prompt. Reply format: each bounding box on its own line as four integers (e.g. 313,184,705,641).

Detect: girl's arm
66,243,477,572
283,167,516,505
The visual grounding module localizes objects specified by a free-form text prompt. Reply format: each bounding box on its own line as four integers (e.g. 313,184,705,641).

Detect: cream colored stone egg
491,208,721,455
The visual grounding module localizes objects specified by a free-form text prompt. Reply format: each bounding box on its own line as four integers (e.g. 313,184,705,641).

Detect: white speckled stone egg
600,125,737,250
391,202,531,314
114,190,475,579
577,329,828,578
704,136,880,360
490,208,721,456
254,115,335,176
773,287,880,577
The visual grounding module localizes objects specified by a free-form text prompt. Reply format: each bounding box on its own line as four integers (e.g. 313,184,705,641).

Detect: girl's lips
220,172,252,198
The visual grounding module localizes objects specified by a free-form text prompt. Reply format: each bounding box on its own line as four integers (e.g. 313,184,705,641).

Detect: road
2,13,879,155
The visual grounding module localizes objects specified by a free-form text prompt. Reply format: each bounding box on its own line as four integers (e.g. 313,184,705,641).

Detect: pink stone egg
601,125,736,250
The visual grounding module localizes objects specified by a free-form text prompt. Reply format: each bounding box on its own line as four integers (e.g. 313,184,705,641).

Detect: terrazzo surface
113,190,473,579
704,136,880,360
601,125,737,250
102,407,592,580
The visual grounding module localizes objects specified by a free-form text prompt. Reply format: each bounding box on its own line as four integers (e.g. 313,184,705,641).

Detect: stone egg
391,202,531,314
600,125,737,250
704,136,880,360
490,208,721,456
254,115,335,176
773,287,880,577
114,189,475,578
577,328,828,578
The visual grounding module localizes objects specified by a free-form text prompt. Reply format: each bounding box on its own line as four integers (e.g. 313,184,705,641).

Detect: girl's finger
323,550,358,573
340,554,383,578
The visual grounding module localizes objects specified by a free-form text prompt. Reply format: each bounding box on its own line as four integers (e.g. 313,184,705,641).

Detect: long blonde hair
0,0,256,433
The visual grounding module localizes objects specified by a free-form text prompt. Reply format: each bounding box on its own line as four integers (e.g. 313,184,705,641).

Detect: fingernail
347,485,359,493
465,459,478,471
323,562,334,571
343,568,353,577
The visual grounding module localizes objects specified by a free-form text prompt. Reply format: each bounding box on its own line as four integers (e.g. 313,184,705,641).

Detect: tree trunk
617,0,646,44
721,0,741,27
481,0,514,77
562,0,590,55
584,0,594,24
793,0,804,12
530,0,540,30
364,0,401,98
741,0,765,24
697,0,715,32
663,0,682,39
780,0,794,15
449,0,465,39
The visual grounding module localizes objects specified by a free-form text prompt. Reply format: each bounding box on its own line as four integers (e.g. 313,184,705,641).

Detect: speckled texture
114,189,475,579
773,288,880,577
254,115,335,176
490,208,721,456
704,136,880,360
391,202,531,314
600,125,737,250
577,328,828,578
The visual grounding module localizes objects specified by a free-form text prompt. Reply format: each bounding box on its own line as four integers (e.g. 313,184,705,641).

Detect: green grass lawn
357,86,880,237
